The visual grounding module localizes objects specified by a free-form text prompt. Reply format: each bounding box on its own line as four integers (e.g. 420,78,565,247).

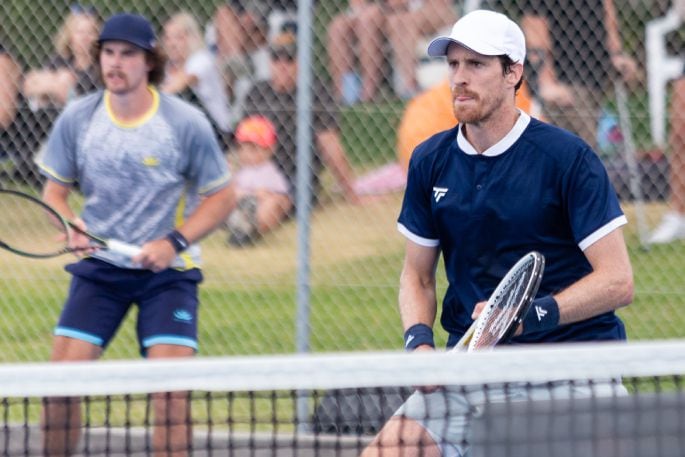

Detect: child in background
226,115,292,246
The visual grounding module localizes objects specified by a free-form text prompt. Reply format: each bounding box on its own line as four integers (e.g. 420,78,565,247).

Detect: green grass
340,100,406,169
2,219,685,364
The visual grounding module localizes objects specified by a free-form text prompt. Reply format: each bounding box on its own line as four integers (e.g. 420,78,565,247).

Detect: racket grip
106,239,142,257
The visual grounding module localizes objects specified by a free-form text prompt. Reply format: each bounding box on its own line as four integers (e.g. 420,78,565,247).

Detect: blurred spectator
213,0,297,58
0,42,44,186
0,43,22,169
647,0,685,243
243,31,360,204
225,115,292,246
385,0,458,99
213,2,271,124
0,44,21,133
515,0,638,149
213,1,245,66
327,0,385,105
11,5,100,185
162,11,234,145
22,5,100,109
648,75,685,244
261,0,298,41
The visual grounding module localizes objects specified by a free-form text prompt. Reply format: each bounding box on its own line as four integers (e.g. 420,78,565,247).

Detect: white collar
457,110,531,157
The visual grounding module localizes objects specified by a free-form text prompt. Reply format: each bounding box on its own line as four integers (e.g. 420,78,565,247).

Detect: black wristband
403,323,434,351
522,295,560,335
166,229,189,253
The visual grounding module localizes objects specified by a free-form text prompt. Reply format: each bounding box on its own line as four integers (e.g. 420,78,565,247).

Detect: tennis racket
453,251,545,351
0,189,141,259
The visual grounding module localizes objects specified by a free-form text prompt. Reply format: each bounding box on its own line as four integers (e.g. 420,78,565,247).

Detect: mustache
451,87,477,98
105,71,126,79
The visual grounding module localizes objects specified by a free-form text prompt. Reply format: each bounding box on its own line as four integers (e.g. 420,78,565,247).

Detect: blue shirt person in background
360,9,633,457
38,13,235,457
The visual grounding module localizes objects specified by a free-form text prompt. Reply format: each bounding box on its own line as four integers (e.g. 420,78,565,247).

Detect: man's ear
507,62,524,88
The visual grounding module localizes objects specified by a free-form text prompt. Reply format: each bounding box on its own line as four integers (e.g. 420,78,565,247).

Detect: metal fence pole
295,0,314,433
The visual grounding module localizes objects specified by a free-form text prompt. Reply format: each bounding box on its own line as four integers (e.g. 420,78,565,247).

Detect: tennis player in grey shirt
37,13,235,457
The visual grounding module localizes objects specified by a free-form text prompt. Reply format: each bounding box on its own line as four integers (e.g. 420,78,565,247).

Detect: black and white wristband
166,229,189,253
403,323,434,351
522,295,560,335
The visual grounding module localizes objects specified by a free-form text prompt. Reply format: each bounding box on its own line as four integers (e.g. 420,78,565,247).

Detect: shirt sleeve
397,151,440,247
183,112,231,195
565,147,626,249
184,52,212,81
37,105,79,184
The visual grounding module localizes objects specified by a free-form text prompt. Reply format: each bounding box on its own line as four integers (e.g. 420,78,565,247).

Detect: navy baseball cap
98,13,156,50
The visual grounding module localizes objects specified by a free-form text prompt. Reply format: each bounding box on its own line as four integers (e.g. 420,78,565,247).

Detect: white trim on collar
457,110,531,157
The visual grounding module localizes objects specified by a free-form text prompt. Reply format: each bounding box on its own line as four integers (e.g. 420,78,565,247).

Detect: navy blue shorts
56,258,203,354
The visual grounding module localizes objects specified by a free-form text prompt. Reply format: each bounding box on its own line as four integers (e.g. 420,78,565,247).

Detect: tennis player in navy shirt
360,9,634,457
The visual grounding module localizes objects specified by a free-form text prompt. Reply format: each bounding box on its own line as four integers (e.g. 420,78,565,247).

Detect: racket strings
0,193,69,257
470,258,539,350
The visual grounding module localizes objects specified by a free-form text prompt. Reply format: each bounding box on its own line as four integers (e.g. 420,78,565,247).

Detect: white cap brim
427,36,506,58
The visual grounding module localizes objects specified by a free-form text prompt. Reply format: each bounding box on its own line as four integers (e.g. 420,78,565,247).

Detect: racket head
467,251,545,351
0,189,74,258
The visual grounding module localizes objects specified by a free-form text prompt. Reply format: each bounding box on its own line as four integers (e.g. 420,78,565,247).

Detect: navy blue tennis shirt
398,112,628,345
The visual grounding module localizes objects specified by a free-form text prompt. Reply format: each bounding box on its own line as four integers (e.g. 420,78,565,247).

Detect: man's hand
67,218,98,257
471,300,486,320
611,53,639,83
472,299,525,337
132,238,177,272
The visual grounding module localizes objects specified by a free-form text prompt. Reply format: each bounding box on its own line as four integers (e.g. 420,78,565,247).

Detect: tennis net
1,340,684,456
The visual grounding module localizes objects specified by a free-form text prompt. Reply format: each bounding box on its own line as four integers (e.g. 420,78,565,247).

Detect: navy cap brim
98,35,154,51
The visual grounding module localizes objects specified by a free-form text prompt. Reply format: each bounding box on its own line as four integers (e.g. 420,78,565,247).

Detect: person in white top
162,11,234,137
647,0,685,243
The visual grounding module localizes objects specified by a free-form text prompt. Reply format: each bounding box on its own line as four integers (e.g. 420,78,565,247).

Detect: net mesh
2,340,684,457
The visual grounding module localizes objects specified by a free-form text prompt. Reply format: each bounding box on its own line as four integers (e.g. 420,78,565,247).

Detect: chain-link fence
0,0,683,361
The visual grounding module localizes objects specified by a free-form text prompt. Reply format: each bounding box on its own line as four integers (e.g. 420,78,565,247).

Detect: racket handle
106,239,142,257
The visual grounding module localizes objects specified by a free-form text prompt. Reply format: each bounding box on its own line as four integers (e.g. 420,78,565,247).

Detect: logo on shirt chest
142,156,160,167
433,187,448,202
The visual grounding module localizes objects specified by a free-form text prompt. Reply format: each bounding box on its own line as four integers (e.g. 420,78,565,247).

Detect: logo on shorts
173,309,193,324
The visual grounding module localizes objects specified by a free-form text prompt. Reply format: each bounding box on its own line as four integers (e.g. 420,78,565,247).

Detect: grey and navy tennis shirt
398,111,627,344
38,87,230,270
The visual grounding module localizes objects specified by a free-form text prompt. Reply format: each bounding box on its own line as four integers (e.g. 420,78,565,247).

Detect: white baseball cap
427,9,526,64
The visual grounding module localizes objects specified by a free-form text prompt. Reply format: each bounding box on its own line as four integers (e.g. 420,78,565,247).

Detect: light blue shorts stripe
55,327,104,346
142,335,198,350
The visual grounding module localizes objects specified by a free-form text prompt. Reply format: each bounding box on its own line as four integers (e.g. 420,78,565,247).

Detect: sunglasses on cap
270,51,295,62
70,3,97,15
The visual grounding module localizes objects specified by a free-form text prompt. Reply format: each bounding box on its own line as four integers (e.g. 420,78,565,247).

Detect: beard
452,88,507,126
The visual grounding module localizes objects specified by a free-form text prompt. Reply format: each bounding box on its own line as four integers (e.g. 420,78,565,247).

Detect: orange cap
235,116,277,148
